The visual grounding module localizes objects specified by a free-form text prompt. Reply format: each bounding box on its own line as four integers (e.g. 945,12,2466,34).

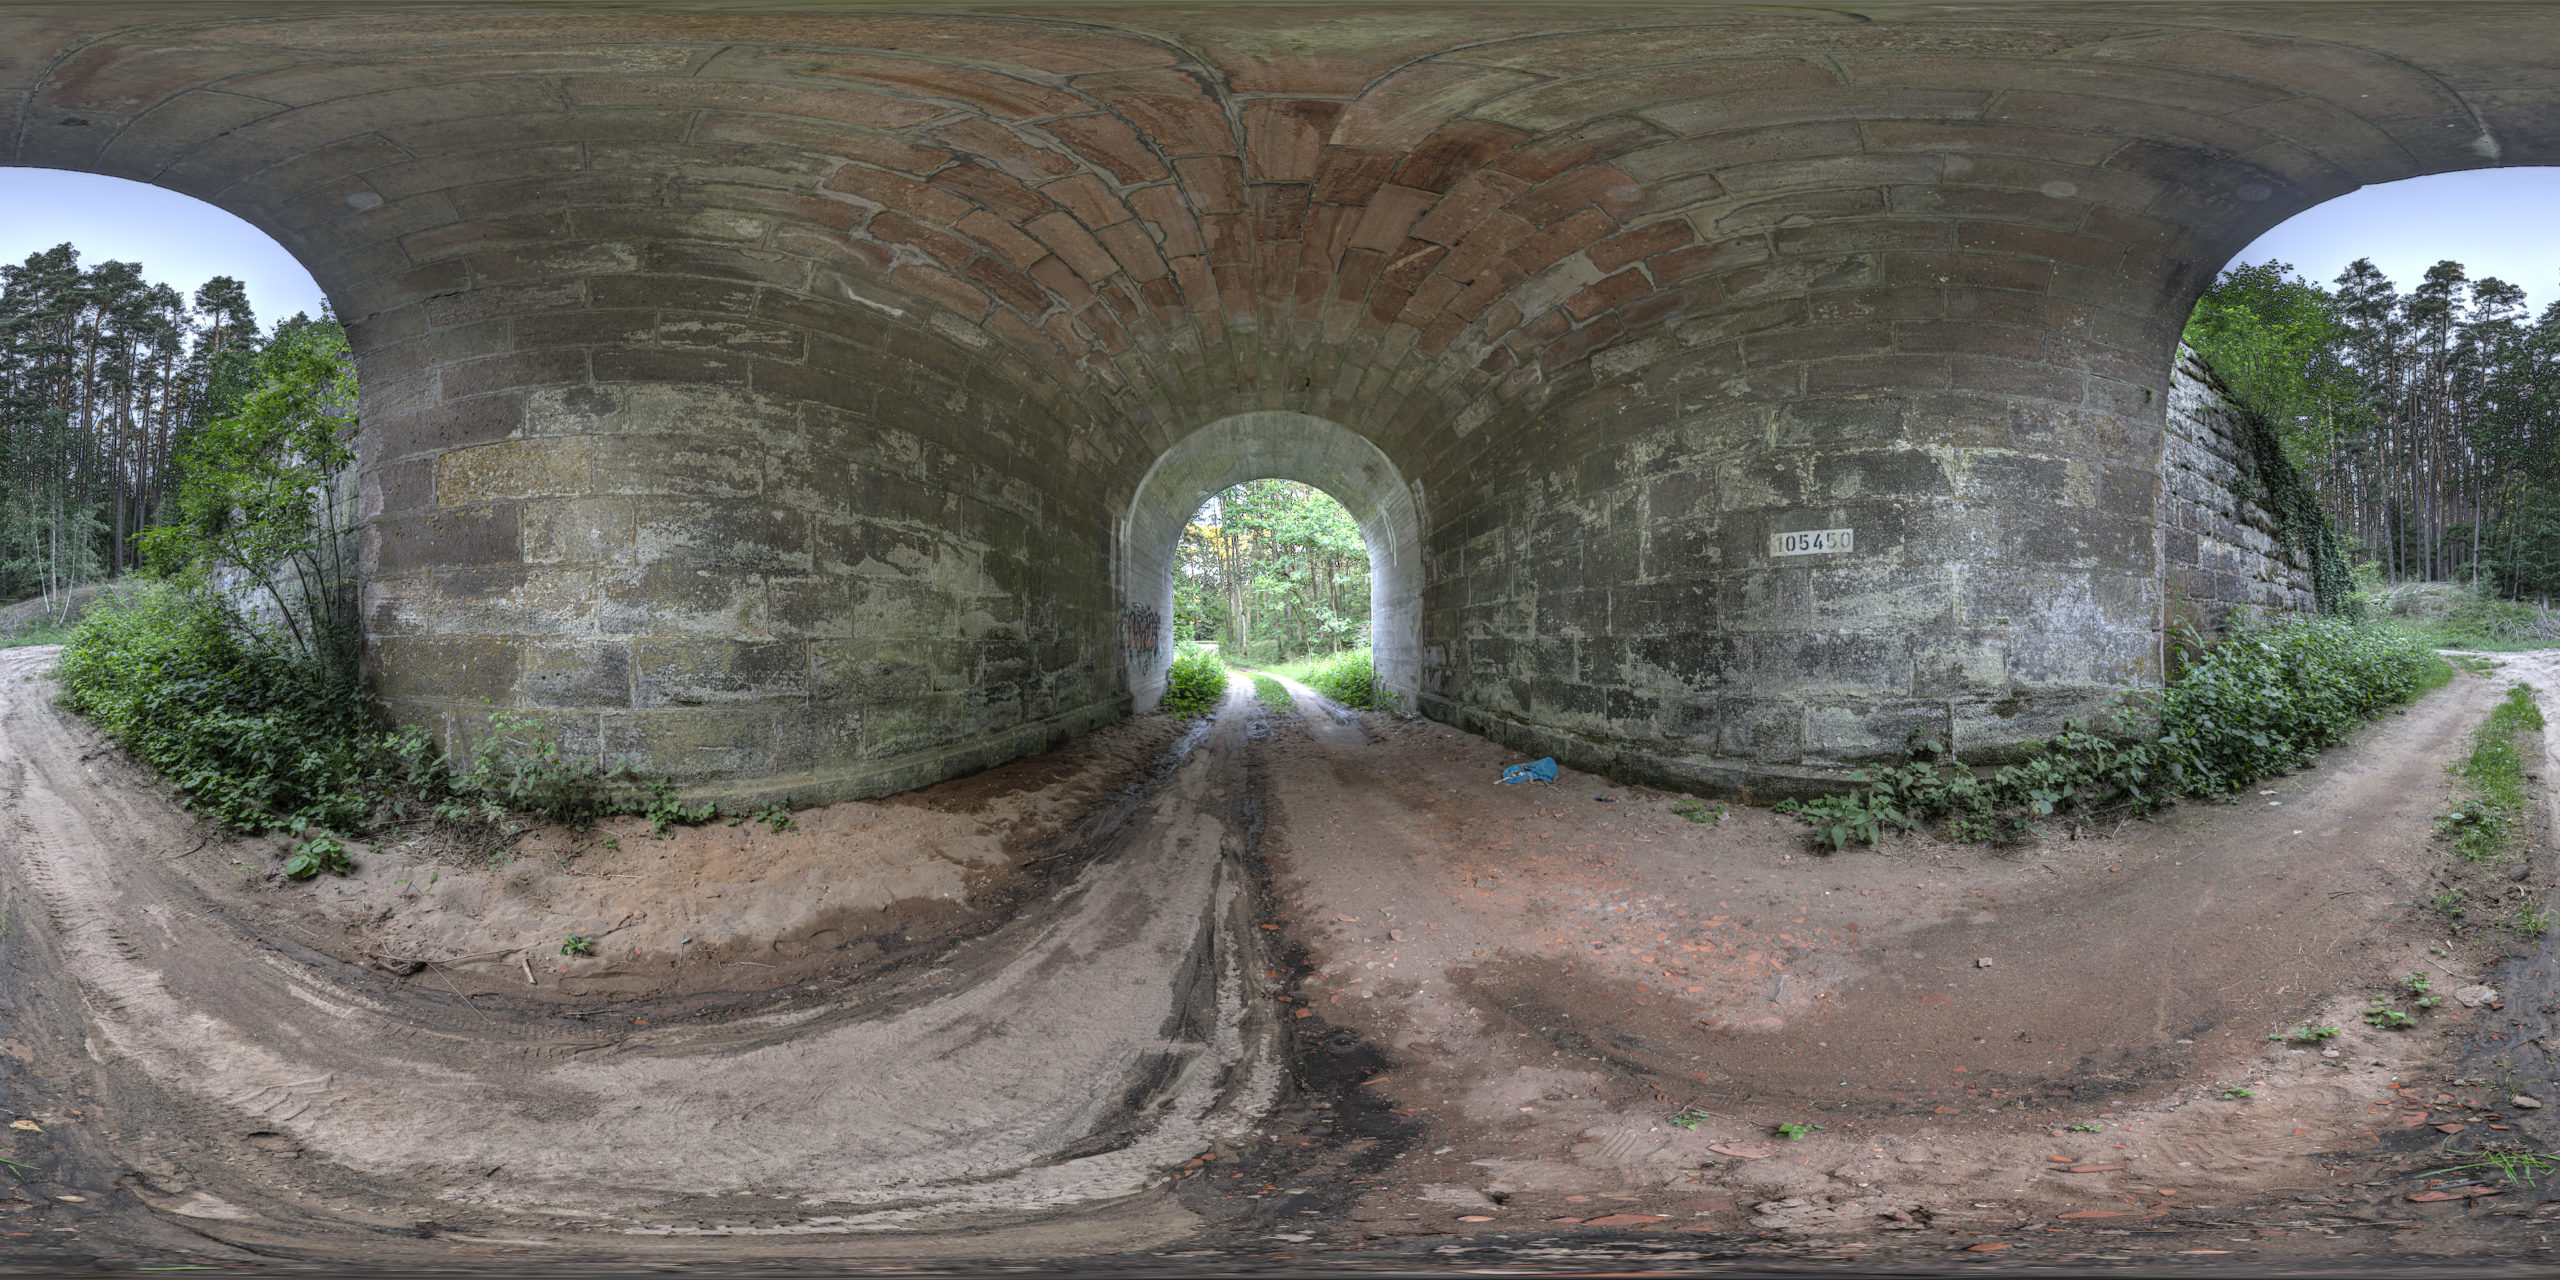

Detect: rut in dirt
0,647,1289,1244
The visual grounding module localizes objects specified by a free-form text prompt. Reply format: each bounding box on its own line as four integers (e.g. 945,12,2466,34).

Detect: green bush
54,582,382,833
1305,648,1383,709
2150,614,2449,794
1161,645,1228,715
45,315,741,859
57,587,727,844
1778,615,2449,850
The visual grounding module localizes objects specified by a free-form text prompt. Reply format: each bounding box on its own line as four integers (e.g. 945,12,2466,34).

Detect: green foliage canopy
138,314,357,658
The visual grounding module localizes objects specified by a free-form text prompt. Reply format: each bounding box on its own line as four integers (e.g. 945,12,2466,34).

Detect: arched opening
2179,168,2560,645
1178,479,1372,685
1119,413,1421,713
0,167,328,636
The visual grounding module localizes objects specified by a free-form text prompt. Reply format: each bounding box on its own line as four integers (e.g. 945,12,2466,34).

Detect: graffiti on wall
1121,603,1163,669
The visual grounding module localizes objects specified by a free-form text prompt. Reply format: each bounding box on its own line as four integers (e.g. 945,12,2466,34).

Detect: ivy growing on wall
2192,350,2361,618
2231,397,2360,617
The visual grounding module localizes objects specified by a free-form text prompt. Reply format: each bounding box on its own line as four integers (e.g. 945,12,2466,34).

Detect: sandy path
0,639,2551,1267
1242,663,2560,1259
0,648,1281,1250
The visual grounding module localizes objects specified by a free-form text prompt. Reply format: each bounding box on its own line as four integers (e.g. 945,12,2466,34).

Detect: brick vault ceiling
6,4,2552,469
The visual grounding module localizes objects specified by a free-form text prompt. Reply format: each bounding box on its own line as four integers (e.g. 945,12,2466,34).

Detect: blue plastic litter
1498,757,1558,785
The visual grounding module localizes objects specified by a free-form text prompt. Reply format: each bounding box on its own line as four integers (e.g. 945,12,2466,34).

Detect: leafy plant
2365,999,2416,1030
749,801,795,834
1304,648,1383,710
1774,791,1901,853
280,829,352,880
2066,1123,2103,1133
54,582,386,833
2404,972,2435,998
1773,616,2446,851
1668,1109,1715,1130
1774,1122,1825,1140
2433,887,2470,919
435,711,620,828
1160,645,1228,715
2504,904,2554,940
559,934,595,957
1671,800,1726,824
2217,1087,2257,1101
637,777,716,836
2268,1025,2341,1044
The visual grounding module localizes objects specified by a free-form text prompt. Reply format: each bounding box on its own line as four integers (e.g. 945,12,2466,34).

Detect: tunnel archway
9,4,2560,802
2168,166,2560,638
1119,412,1421,711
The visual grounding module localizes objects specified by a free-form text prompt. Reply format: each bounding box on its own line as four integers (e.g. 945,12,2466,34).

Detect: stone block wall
2158,347,2316,640
358,287,1128,807
1416,346,2167,797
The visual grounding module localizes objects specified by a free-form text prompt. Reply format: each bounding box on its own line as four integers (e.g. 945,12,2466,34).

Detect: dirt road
1228,655,2560,1265
0,643,2552,1270
0,645,1280,1259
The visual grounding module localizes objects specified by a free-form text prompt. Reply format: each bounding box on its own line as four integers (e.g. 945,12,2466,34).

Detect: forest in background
1172,479,1371,665
0,242,267,618
2186,256,2560,605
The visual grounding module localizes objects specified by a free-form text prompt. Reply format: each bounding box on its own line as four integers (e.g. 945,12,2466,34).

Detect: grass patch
1,616,81,648
2439,683,2545,863
1248,672,1293,714
2381,583,2560,651
2420,1148,2560,1188
1258,651,1340,685
1254,647,1389,710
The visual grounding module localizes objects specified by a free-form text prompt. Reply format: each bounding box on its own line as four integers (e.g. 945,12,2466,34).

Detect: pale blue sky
3,163,2557,327
2229,167,2560,308
0,168,329,324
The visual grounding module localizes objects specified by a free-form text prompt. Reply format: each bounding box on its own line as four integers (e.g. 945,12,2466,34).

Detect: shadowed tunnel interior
5,1,2551,801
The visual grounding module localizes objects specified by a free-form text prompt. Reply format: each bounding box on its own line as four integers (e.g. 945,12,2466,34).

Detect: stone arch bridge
7,2,2541,801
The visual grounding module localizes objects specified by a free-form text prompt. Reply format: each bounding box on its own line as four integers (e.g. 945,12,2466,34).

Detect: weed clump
1777,615,2449,850
281,826,352,880
1160,644,1228,715
2438,684,2544,863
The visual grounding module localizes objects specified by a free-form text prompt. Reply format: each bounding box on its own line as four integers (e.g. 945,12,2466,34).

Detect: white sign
1771,528,1853,556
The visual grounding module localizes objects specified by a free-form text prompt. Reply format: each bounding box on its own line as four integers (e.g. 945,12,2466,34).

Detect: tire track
0,646,1283,1246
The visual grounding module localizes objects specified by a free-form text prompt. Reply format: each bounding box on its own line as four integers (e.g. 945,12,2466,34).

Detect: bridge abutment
8,3,2531,799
